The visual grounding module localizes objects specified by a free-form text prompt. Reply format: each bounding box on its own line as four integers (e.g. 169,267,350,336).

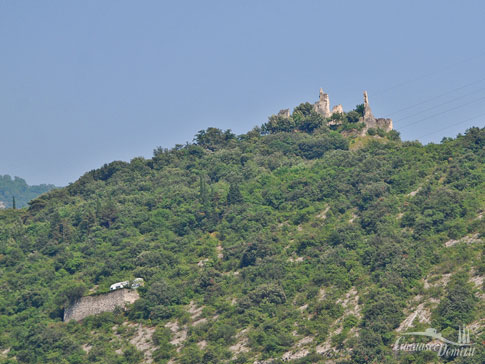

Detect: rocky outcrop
64,288,139,322
0,201,5,209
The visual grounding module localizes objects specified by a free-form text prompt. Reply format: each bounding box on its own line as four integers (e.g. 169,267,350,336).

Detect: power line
394,86,485,122
414,112,485,140
383,76,485,117
398,95,485,130
371,49,485,96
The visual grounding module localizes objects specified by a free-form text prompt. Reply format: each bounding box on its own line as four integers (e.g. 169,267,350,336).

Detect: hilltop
0,175,57,209
0,94,484,364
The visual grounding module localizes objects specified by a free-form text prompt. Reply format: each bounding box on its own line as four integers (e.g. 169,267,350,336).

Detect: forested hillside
0,175,57,209
0,106,483,364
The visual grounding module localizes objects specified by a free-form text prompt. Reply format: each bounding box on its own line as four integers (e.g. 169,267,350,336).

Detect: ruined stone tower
331,104,344,115
313,88,343,118
313,88,331,117
360,90,393,134
363,91,374,122
272,88,393,134
277,108,291,119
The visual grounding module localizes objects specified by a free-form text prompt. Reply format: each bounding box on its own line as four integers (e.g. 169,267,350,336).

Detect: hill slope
0,175,57,209
0,113,484,363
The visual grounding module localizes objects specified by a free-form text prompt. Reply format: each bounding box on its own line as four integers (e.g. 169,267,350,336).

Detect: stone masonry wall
63,288,139,322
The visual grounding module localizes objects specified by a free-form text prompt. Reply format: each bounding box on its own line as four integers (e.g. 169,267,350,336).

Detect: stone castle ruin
313,88,344,118
277,88,393,134
63,288,139,322
360,90,393,133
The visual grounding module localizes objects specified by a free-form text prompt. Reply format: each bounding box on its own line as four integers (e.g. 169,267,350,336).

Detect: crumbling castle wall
313,88,331,117
273,88,393,134
63,288,139,322
331,104,343,114
277,108,291,118
360,90,392,134
375,117,393,131
312,90,349,119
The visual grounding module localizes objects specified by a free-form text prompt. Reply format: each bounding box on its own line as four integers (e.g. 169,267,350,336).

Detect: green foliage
227,183,243,205
0,120,484,363
346,110,361,123
262,103,329,134
55,282,87,308
0,175,57,208
355,103,365,116
433,273,478,329
194,128,236,151
297,132,348,159
152,326,175,361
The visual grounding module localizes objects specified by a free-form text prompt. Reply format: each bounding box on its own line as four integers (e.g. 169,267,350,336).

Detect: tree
433,274,478,329
97,198,118,228
227,183,243,205
261,114,296,134
199,175,210,213
55,282,87,308
194,128,235,151
293,102,314,116
355,103,365,116
346,110,361,123
12,196,16,209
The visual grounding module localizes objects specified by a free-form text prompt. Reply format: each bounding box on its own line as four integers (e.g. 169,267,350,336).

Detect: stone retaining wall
63,288,139,322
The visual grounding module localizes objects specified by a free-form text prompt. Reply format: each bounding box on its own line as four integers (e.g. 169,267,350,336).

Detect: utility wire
397,95,485,130
371,49,485,96
414,113,485,140
395,86,485,122
383,76,485,117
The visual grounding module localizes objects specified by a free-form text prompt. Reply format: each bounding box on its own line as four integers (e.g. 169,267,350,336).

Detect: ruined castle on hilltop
278,89,393,134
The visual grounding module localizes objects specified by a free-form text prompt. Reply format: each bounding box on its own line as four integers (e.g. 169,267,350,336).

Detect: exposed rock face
0,201,5,209
313,88,331,117
277,108,291,118
64,288,139,322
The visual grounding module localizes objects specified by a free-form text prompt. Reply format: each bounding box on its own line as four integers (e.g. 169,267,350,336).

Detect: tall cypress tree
199,175,210,213
12,196,16,209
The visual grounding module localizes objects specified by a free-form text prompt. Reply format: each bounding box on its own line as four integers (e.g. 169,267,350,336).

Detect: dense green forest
0,175,57,209
0,105,483,364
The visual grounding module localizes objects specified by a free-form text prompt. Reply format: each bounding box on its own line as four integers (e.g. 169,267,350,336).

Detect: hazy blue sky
1,0,485,185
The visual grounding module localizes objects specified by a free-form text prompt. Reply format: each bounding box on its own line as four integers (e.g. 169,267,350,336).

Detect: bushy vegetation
261,103,365,135
0,175,57,208
0,108,484,363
